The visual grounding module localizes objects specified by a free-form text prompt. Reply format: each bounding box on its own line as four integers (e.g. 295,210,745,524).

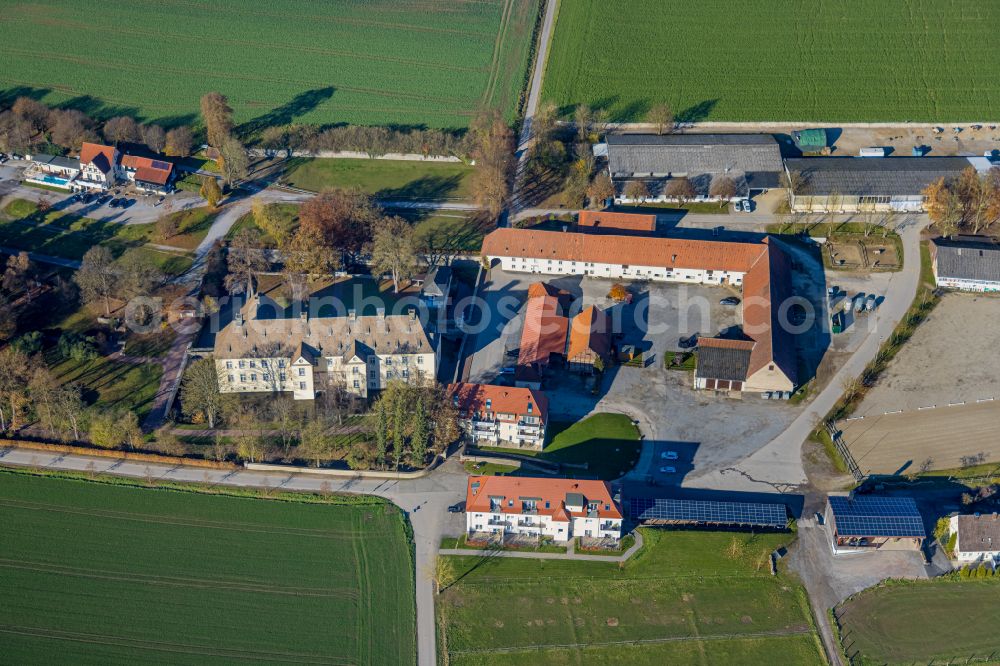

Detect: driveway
0,445,469,666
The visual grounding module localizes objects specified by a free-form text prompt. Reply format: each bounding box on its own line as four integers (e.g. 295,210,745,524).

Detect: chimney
377,307,385,320
234,311,243,327
348,309,356,320
408,307,416,320
299,311,308,323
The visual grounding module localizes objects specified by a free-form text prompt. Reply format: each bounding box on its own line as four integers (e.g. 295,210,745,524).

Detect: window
278,360,285,368
402,369,409,379
279,372,286,382
298,382,306,390
298,368,305,377
370,370,377,378
240,374,246,382
527,403,533,414
353,380,360,388
263,374,270,382
250,373,256,381
385,358,392,365
249,360,256,368
239,361,246,369
352,366,360,374
485,398,492,410
227,374,234,382
226,361,233,369
417,356,423,364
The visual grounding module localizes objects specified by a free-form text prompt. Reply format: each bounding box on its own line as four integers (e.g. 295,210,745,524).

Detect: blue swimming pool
39,174,71,186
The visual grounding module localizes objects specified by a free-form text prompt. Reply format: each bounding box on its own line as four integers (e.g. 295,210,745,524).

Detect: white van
859,147,886,157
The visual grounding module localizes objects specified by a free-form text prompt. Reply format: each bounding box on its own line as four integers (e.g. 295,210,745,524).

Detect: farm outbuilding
784,156,983,213
930,236,1000,293
602,133,783,202
826,495,926,553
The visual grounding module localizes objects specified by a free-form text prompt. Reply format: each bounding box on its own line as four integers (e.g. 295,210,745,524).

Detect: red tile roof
578,210,656,234
122,155,173,185
482,227,767,273
567,306,611,364
466,475,622,520
448,382,548,423
79,142,117,173
517,283,569,368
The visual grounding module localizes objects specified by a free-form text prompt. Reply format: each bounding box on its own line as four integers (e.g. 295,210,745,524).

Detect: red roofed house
465,475,623,542
449,382,548,449
566,306,611,374
516,282,570,389
77,142,122,191
121,155,175,194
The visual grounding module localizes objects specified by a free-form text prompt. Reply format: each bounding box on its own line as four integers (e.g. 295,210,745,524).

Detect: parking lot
0,161,203,225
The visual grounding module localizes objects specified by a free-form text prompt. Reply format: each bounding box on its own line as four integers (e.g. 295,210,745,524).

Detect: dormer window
527,403,533,414
485,398,492,410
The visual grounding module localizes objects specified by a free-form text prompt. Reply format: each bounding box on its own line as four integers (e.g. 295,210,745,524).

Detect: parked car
660,451,678,460
720,296,740,306
852,293,866,313
659,466,676,474
122,198,135,208
864,294,878,311
678,334,698,349
499,366,515,375
0,153,8,163
447,502,464,513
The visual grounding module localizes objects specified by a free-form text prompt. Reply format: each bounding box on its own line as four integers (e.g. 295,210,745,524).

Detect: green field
283,158,474,200
438,529,823,665
0,0,540,128
0,470,415,665
836,579,1000,664
543,0,1000,122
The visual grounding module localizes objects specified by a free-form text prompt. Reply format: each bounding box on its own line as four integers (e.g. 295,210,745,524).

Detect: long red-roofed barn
465,475,623,543
482,218,797,394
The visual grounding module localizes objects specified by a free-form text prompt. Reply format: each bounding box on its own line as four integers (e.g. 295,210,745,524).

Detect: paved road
0,444,467,666
685,216,930,493
0,245,80,268
511,0,559,215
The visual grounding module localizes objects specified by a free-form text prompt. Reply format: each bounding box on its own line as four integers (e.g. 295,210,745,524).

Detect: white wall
492,255,745,286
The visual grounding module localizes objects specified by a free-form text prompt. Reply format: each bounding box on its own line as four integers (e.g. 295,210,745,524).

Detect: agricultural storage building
603,133,783,202
826,495,925,553
784,157,984,213
930,237,1000,293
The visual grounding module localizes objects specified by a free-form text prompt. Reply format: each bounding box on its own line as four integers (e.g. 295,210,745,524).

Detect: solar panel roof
151,159,171,170
629,497,787,528
828,495,925,538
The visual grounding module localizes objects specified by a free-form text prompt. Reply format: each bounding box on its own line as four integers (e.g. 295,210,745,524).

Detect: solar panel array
629,497,787,528
151,159,171,170
828,495,925,538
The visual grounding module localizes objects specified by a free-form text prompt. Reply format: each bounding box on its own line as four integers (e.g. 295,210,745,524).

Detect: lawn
48,354,163,421
0,0,540,128
835,579,1000,664
283,158,475,201
542,0,1000,122
438,529,822,665
0,199,152,260
227,202,300,244
153,206,219,251
0,470,416,665
0,199,196,276
491,413,642,480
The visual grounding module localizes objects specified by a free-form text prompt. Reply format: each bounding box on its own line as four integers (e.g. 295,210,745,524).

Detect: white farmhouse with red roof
77,142,122,191
465,475,623,543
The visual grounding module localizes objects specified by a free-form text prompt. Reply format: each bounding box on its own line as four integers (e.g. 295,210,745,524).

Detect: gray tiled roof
696,344,752,382
421,266,452,298
786,157,974,196
607,133,782,177
932,238,1000,283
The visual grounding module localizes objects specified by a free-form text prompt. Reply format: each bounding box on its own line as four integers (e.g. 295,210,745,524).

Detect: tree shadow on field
377,174,463,203
0,85,51,108
238,87,336,138
611,98,651,124
149,113,199,131
56,95,142,124
677,99,718,124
